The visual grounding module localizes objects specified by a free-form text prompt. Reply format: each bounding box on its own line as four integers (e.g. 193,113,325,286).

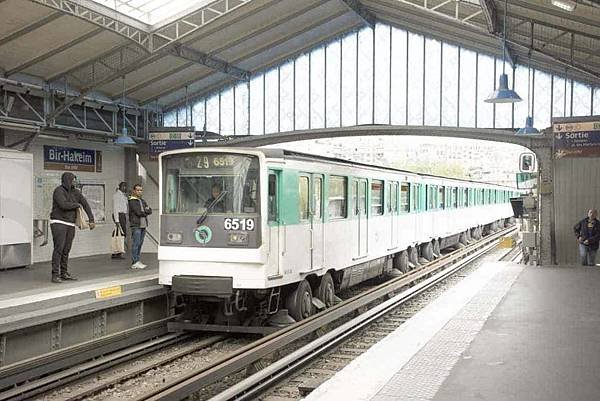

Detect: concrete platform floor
434,265,600,401
0,252,157,298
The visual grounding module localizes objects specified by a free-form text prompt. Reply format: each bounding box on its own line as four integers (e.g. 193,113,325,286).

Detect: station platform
306,262,600,401
0,253,161,335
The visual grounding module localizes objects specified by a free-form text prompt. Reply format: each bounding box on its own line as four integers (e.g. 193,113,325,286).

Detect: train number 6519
224,218,255,231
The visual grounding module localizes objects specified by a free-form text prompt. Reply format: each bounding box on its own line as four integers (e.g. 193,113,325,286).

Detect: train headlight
228,232,249,245
166,232,183,243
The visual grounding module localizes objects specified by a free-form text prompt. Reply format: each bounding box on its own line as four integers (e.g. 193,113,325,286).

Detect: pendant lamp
516,58,539,135
485,0,522,104
115,75,136,145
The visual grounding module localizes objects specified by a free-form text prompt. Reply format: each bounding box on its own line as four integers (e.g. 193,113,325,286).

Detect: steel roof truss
166,44,250,81
29,0,152,50
479,0,498,33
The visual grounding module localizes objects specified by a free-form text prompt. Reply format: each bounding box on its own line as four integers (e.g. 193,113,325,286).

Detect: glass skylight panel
91,0,214,25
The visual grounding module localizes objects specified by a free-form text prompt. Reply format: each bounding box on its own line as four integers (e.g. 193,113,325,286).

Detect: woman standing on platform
49,172,95,283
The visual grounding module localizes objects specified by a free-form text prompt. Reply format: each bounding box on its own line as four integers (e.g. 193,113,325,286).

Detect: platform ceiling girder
339,0,376,28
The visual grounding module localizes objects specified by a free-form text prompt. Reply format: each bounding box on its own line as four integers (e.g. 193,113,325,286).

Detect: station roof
0,0,599,111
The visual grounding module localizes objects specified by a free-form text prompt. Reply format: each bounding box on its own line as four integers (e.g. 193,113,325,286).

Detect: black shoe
60,272,78,281
111,254,119,259
52,276,63,283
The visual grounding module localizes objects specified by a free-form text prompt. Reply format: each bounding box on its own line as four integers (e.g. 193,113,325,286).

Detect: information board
553,120,600,159
149,132,194,160
80,183,106,223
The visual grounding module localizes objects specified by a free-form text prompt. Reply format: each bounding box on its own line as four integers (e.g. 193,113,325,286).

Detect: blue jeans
131,227,146,263
579,243,597,266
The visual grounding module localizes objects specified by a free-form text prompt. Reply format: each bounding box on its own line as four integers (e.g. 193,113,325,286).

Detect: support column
534,146,554,265
124,147,138,187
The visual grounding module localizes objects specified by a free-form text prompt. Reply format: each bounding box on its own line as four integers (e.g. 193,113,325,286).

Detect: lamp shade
485,73,522,104
115,127,136,145
516,116,540,135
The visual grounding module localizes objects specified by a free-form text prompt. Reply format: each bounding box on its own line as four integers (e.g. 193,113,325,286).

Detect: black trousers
118,212,127,238
50,223,76,277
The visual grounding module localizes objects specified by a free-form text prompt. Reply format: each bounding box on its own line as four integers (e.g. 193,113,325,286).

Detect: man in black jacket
574,209,600,266
129,184,152,269
49,172,95,283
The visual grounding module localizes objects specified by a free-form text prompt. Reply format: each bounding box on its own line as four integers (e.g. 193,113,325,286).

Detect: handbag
76,206,89,230
111,224,125,254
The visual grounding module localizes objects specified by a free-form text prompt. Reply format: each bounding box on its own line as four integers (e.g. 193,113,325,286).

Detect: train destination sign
554,130,600,159
553,121,600,133
43,145,102,172
149,132,194,160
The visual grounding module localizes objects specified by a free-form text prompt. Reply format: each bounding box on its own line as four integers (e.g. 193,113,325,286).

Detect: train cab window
452,187,458,208
268,173,278,222
438,186,445,209
328,175,347,219
371,180,383,215
400,182,409,213
299,176,310,221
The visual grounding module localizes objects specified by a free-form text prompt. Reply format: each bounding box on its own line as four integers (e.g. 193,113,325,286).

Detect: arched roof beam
0,11,62,48
166,44,250,81
29,0,151,51
479,0,498,34
6,28,103,76
339,0,376,28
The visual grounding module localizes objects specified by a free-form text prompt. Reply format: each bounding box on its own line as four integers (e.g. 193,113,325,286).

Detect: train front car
158,148,271,328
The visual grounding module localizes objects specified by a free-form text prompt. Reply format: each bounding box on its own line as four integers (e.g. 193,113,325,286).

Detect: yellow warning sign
498,237,515,249
95,285,123,299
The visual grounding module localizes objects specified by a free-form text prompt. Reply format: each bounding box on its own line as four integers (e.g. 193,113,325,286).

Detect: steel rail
0,316,175,391
212,232,509,401
133,226,516,401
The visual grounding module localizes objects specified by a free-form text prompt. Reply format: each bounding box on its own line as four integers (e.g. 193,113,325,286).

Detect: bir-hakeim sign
43,145,102,172
553,120,600,159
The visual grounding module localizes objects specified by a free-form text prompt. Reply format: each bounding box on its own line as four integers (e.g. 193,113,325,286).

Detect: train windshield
162,153,259,215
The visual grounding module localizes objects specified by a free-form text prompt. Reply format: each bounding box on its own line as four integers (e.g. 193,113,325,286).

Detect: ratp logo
194,226,212,244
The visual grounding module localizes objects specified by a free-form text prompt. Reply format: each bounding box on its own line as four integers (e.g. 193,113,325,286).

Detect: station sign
554,130,600,159
149,132,195,160
43,145,102,172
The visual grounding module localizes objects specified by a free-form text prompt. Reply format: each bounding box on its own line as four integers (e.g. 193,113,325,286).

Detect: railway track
125,227,517,401
3,227,517,401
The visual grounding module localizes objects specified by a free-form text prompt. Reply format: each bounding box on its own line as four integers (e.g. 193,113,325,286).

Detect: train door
311,175,324,270
267,170,281,277
389,181,399,250
353,178,368,258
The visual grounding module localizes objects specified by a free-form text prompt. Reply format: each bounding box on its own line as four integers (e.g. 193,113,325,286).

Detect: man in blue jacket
129,184,152,269
49,172,95,283
574,209,600,266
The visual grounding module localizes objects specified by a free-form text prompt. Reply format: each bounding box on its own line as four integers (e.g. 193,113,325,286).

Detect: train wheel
316,273,335,308
286,280,313,322
432,239,441,258
408,247,419,269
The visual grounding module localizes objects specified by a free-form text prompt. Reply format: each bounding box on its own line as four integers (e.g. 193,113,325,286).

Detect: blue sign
554,131,600,158
149,132,194,160
43,145,100,172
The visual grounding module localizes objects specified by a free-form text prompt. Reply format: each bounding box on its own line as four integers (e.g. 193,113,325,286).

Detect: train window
463,188,468,207
314,177,323,219
268,173,278,222
299,176,310,221
400,182,409,213
328,175,347,219
386,182,392,213
452,187,458,208
412,183,420,212
438,186,445,209
428,185,436,210
371,180,383,215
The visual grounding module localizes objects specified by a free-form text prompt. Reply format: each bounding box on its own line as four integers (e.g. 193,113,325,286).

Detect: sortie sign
43,145,102,172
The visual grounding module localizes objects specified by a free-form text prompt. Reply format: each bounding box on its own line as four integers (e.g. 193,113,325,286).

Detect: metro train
158,147,518,328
